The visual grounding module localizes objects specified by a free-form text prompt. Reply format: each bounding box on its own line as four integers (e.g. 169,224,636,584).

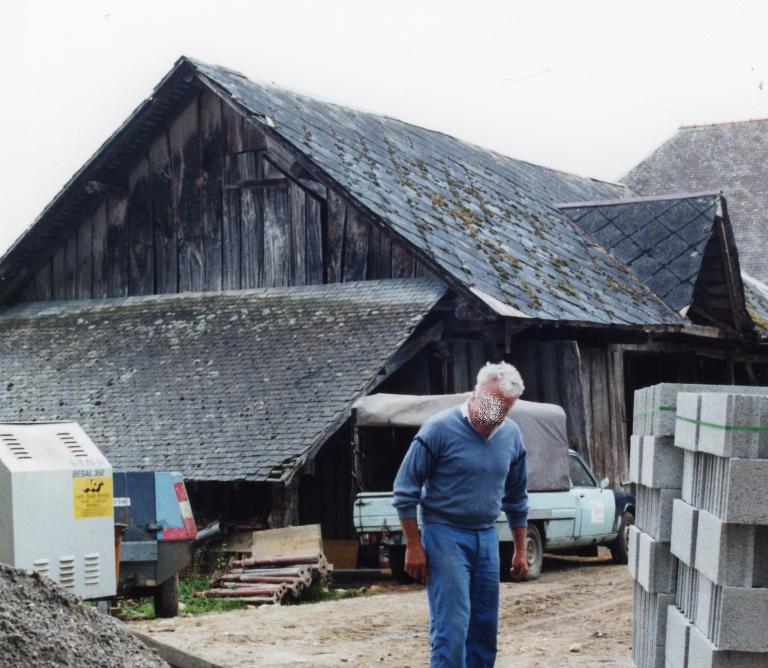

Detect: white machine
0,422,116,598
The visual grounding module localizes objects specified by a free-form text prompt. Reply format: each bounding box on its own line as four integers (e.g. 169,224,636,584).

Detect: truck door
568,453,614,540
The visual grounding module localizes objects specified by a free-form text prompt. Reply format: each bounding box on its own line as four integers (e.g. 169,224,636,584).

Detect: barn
0,57,765,537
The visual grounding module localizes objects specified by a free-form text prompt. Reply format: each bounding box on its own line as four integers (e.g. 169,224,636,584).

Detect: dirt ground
131,551,633,667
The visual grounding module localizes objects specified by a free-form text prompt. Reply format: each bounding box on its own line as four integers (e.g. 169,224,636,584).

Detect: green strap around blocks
634,405,768,431
674,414,768,432
633,406,676,417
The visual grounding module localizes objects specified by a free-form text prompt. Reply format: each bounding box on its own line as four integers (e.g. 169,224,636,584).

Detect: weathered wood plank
538,341,560,406
290,184,306,285
451,341,470,392
580,347,594,467
34,259,52,301
149,132,177,294
325,190,346,283
170,99,203,292
467,342,486,384
51,246,65,299
238,153,262,288
127,156,154,295
558,341,590,459
199,91,224,292
106,195,129,297
75,216,93,298
365,224,389,280
262,184,292,287
222,154,241,289
242,117,267,152
589,349,611,481
342,207,369,282
91,202,108,298
223,103,244,153
391,239,415,278
414,260,432,277
304,194,323,285
18,281,35,303
262,155,285,180
53,232,77,299
607,350,628,486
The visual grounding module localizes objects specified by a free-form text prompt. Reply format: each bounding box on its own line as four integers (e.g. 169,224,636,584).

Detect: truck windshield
568,454,597,488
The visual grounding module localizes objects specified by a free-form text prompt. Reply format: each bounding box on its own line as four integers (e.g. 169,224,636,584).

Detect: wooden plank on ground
251,524,323,561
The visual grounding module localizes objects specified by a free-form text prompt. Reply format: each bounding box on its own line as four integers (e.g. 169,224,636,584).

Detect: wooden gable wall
16,88,432,302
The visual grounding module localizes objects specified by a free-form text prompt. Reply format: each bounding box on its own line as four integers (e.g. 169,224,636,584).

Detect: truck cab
351,393,634,581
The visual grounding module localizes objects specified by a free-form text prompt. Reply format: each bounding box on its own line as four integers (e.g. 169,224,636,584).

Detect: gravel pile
0,563,168,667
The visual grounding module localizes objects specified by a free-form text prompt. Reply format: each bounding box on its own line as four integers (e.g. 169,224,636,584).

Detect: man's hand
400,518,428,583
510,526,529,581
405,542,429,583
510,548,528,581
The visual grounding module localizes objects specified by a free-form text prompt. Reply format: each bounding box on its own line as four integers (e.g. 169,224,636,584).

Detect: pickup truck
350,393,635,581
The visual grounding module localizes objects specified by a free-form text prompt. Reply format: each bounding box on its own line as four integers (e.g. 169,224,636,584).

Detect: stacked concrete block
628,386,688,667
632,583,675,668
636,384,768,667
632,383,768,438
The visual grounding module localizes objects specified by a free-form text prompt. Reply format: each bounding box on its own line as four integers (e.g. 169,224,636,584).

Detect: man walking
393,362,529,667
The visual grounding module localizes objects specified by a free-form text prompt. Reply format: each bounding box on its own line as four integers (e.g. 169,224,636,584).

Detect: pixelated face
474,392,507,426
470,382,516,429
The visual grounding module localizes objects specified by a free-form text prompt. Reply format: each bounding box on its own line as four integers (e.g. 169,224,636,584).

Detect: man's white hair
475,362,525,398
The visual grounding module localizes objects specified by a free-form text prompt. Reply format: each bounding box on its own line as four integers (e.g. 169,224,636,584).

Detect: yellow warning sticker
73,475,113,519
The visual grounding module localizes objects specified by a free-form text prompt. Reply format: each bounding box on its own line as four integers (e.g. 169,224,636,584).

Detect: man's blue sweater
392,405,528,530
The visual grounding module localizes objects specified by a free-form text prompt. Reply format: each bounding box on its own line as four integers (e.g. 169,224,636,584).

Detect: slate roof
187,58,679,327
560,193,721,312
743,273,768,339
0,278,445,482
623,120,768,283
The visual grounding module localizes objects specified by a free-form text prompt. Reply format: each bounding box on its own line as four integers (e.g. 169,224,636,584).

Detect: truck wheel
505,526,544,581
524,525,544,581
154,574,180,618
610,511,634,564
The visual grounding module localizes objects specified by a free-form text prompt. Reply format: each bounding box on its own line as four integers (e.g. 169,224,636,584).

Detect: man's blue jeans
422,522,500,667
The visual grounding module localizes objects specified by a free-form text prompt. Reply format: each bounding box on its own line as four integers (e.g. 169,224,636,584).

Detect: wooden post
268,479,299,528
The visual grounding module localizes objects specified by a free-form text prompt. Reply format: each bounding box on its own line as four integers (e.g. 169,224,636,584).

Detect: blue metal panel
114,471,156,542
154,471,184,539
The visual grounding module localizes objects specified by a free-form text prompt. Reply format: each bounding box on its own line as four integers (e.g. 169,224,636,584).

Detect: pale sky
2,0,767,258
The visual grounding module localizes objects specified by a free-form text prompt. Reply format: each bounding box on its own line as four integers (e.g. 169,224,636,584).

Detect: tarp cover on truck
352,393,570,492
